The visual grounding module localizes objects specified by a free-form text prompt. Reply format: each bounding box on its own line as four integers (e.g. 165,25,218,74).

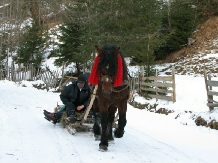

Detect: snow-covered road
0,80,217,163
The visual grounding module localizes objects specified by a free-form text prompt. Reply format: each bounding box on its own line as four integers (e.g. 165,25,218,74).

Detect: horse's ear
114,47,120,57
95,45,103,56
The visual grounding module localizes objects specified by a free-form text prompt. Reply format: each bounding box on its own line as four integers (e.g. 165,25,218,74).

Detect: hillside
162,16,218,77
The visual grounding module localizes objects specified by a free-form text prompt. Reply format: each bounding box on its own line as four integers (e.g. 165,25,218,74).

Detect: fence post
11,61,15,81
140,66,144,93
30,63,33,80
172,67,176,102
204,69,213,111
155,69,158,102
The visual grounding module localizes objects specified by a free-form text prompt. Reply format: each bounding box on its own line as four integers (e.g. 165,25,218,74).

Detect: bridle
100,74,113,83
100,74,128,94
100,74,113,94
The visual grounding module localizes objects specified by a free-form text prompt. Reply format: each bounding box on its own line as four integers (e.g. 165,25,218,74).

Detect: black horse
88,44,130,151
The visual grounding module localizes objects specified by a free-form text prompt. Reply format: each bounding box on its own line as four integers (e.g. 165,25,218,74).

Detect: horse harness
100,74,129,92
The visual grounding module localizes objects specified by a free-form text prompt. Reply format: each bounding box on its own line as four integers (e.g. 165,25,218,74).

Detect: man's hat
77,74,86,83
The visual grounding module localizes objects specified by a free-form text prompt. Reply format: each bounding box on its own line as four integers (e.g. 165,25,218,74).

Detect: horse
88,44,130,151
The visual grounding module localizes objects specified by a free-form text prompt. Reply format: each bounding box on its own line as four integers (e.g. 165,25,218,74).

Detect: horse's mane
97,44,127,80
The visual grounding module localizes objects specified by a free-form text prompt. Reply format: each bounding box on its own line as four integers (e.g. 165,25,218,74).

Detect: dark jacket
60,81,91,108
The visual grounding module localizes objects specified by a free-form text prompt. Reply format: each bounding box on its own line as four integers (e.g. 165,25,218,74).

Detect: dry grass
158,17,218,77
164,16,218,69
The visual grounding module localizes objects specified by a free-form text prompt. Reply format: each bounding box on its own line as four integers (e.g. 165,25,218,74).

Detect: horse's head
96,45,120,94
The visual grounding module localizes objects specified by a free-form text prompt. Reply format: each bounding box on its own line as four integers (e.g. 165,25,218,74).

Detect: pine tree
15,24,45,67
127,0,163,76
54,3,92,75
154,0,197,60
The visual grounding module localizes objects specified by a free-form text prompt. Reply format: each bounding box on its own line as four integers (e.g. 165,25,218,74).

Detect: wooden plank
141,82,173,87
207,98,218,103
208,75,212,90
204,69,213,110
208,91,218,96
142,76,172,81
65,76,78,80
44,71,51,87
148,94,173,101
206,80,218,87
141,87,173,94
207,103,218,107
172,67,176,102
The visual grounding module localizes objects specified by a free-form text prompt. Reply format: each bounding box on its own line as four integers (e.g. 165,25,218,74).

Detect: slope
163,16,218,76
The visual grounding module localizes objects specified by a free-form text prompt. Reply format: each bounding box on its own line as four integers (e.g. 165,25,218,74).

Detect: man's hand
77,105,84,111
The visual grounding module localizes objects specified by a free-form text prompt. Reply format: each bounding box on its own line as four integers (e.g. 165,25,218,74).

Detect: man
44,74,91,124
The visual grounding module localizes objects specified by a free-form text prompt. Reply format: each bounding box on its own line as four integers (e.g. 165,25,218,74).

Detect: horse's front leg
114,100,127,138
114,113,126,138
107,105,117,141
99,111,108,151
93,99,101,140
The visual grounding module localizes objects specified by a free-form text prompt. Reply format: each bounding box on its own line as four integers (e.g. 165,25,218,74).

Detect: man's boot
44,111,57,124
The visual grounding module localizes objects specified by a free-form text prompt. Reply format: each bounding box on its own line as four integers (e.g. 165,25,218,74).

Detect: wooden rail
204,69,218,111
140,67,176,102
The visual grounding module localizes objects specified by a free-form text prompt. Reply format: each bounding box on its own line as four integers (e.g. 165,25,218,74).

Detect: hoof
114,128,124,138
108,136,114,141
99,144,108,151
94,135,101,141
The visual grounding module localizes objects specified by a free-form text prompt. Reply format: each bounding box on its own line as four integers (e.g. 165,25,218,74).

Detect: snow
0,74,218,163
1,3,218,162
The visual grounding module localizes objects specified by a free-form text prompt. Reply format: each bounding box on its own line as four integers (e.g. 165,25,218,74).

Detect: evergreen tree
84,0,163,71
127,0,163,76
15,24,45,67
191,0,218,18
54,3,92,75
155,0,197,60
0,33,8,62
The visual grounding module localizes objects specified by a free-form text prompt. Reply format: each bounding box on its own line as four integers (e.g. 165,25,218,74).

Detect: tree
54,3,92,75
76,0,163,72
191,0,218,18
126,0,163,76
15,24,45,67
154,0,197,60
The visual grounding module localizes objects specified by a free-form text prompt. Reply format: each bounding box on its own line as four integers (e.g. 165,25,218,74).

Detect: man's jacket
60,81,91,108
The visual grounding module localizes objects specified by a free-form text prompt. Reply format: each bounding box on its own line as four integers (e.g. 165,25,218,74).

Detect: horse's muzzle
102,89,112,95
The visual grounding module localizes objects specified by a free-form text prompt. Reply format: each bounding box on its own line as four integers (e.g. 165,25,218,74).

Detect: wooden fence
204,70,218,111
140,67,176,102
1,62,176,102
128,76,141,93
0,62,61,89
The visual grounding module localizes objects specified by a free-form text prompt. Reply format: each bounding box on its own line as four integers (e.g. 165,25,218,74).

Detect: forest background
0,0,218,76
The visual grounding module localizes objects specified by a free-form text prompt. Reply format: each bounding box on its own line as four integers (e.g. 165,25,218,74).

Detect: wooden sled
56,85,119,135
